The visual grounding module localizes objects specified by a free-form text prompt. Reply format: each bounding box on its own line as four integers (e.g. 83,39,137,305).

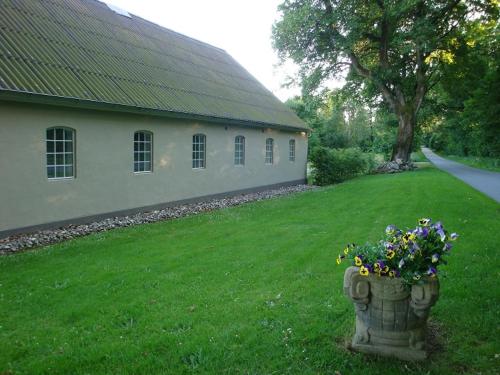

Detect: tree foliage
273,0,498,162
421,19,500,157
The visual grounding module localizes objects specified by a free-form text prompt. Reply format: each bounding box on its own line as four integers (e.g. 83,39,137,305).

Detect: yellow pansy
354,256,363,266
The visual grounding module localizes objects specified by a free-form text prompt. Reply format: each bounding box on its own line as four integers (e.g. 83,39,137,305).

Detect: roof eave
0,90,310,133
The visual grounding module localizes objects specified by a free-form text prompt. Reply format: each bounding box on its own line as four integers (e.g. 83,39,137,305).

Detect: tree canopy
273,0,498,162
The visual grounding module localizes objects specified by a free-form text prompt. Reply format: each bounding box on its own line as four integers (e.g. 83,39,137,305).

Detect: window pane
145,142,151,151
139,132,144,142
56,141,64,152
144,162,151,171
56,128,64,139
134,132,139,141
134,142,139,152
65,154,73,164
65,166,73,177
134,162,139,172
47,154,54,165
145,133,151,142
65,129,73,141
144,153,150,162
47,166,55,178
55,166,65,177
56,154,64,164
65,141,73,152
47,141,54,153
47,128,54,139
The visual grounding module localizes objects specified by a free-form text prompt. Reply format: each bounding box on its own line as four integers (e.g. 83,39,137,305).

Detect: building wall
0,102,308,233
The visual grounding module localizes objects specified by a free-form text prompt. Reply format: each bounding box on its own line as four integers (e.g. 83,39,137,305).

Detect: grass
411,150,428,163
1,167,499,374
439,154,500,172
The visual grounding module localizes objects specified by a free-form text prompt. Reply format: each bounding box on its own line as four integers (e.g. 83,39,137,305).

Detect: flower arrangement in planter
338,218,458,361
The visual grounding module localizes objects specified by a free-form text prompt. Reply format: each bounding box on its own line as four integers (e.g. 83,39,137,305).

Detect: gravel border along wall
0,184,316,255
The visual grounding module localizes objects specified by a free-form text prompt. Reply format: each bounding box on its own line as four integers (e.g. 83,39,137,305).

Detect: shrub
310,147,376,186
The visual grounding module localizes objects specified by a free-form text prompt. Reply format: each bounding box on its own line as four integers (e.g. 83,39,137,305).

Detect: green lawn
411,149,428,163
1,167,499,374
438,153,500,172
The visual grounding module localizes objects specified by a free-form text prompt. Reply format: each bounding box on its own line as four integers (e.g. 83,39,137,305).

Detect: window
134,131,152,172
265,138,274,164
234,135,245,165
46,127,75,179
289,139,296,162
192,134,206,169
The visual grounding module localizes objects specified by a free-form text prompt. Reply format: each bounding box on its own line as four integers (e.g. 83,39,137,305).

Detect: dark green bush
310,147,376,186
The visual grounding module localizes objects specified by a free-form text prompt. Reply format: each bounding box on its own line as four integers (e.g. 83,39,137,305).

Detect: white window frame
265,138,274,164
192,134,206,169
234,135,245,166
46,127,75,179
134,131,153,173
289,139,296,162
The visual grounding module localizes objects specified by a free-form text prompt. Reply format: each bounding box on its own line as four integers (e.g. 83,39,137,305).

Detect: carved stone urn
343,266,439,361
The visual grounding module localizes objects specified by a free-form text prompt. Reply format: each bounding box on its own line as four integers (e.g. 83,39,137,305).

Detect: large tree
273,0,496,163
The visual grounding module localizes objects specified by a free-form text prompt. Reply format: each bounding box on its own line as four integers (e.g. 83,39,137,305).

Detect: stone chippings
376,159,416,174
0,185,316,255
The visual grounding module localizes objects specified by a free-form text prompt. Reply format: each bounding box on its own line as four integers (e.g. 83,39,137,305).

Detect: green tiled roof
0,0,307,130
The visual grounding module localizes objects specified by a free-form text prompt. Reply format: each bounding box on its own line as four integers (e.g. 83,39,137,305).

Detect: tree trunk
391,110,416,162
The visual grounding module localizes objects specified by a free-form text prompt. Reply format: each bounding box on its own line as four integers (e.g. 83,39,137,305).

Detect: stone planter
343,266,439,361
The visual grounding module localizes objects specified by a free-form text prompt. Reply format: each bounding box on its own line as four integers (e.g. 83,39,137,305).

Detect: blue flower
416,226,429,238
436,228,446,242
433,221,443,231
431,254,440,263
450,233,459,241
384,242,395,250
427,267,437,277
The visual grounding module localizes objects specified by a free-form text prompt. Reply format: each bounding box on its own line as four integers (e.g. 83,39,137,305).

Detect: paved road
421,147,500,203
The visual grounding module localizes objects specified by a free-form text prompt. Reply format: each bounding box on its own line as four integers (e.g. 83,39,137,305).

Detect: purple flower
433,221,443,231
416,226,429,238
436,228,446,242
384,242,395,250
431,253,440,263
443,242,453,251
427,267,438,277
450,233,459,241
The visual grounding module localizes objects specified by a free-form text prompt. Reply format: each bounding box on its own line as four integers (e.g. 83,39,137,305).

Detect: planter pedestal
343,266,439,361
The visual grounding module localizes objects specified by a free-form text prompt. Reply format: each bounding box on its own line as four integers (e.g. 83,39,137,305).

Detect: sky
102,0,302,102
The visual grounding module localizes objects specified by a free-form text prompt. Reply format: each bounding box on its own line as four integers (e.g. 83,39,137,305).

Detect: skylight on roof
105,2,131,18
